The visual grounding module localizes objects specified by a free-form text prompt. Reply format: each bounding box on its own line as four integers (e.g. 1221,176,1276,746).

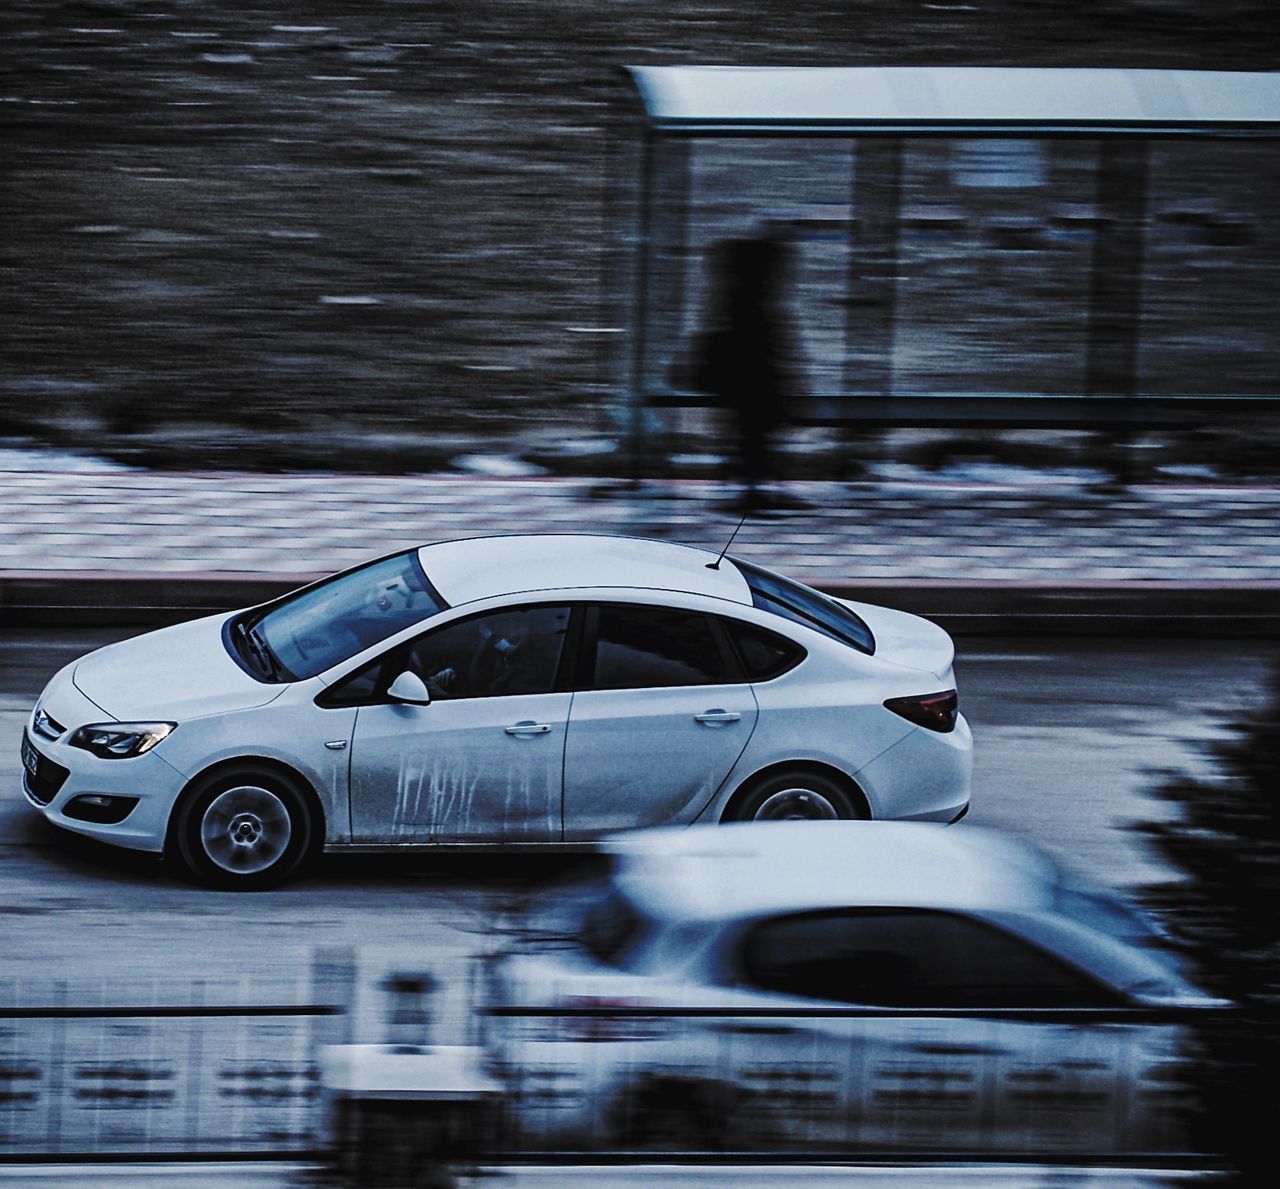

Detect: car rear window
731,557,875,655
722,619,806,681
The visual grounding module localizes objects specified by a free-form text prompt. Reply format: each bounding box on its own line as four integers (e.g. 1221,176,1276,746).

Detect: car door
712,908,1142,1153
346,603,573,843
561,603,758,839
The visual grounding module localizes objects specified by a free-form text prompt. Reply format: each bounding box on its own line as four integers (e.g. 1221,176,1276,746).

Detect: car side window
316,605,571,708
740,909,1119,1009
315,654,388,708
403,605,571,701
722,619,806,681
587,605,735,691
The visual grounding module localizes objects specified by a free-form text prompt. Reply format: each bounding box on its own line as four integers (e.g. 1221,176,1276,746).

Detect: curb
4,573,1279,636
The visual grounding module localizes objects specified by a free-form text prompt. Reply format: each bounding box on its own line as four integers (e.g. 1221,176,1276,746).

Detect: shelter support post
839,138,903,476
626,130,690,477
650,136,691,468
1085,138,1150,401
626,128,656,478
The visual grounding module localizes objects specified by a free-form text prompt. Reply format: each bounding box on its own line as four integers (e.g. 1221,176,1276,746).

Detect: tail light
884,689,958,733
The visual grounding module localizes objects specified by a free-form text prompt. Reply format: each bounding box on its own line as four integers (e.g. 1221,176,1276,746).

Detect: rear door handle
505,721,551,736
694,710,741,725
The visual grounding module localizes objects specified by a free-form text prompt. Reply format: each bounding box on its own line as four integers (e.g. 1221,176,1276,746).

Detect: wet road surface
0,627,1271,1009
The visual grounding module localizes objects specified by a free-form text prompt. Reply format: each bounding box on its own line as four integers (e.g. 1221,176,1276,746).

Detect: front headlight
69,722,176,759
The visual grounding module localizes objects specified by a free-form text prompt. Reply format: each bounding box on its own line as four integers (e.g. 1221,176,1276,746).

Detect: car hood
839,599,956,681
72,614,285,721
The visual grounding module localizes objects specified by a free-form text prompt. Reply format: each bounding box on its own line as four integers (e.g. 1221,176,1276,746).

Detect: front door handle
694,710,741,725
505,721,551,736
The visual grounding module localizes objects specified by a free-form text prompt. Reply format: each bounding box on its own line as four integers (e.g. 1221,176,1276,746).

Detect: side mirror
387,671,431,705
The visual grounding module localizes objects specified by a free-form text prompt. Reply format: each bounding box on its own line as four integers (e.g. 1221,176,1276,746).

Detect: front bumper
21,678,183,855
22,734,180,853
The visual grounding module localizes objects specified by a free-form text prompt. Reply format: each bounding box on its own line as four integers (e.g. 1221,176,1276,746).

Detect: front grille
21,731,69,806
32,707,66,742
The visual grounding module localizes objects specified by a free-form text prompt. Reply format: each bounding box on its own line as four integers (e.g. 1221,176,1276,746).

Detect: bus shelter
616,66,1280,442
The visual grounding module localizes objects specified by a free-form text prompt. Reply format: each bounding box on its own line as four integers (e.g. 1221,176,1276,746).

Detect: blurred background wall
3,1,1278,473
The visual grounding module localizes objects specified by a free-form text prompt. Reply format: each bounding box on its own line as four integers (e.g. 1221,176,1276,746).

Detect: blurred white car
487,823,1217,1154
22,534,970,889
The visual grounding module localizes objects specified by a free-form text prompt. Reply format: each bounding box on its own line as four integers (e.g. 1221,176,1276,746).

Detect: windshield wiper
236,620,282,680
248,624,283,680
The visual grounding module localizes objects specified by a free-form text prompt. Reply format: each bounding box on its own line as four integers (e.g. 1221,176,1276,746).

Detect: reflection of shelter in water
613,65,1280,448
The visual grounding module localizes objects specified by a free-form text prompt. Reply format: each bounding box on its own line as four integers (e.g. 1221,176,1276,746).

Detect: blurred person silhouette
689,232,807,512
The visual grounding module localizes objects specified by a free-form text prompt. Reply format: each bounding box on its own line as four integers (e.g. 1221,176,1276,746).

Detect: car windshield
230,551,448,681
732,557,875,655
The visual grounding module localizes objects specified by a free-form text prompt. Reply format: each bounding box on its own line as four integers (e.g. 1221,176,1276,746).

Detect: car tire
173,765,316,891
729,769,861,823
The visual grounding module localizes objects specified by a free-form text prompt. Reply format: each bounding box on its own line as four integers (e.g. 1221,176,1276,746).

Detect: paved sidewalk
1,463,1277,630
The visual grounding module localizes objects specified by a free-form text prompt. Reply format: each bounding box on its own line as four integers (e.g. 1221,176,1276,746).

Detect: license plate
21,734,40,778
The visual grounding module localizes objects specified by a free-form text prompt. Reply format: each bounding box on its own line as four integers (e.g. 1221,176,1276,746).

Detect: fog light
64,795,139,825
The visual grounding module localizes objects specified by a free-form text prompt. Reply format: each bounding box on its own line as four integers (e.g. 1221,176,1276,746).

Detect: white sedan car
21,534,971,889
487,823,1217,1155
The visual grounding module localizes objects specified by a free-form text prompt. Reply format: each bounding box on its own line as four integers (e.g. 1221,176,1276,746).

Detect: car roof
607,823,1061,924
417,533,754,608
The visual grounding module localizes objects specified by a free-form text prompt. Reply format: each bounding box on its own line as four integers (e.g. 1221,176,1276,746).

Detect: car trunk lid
836,599,956,680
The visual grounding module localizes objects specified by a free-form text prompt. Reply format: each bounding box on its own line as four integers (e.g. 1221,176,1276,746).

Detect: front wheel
173,766,316,891
729,770,859,823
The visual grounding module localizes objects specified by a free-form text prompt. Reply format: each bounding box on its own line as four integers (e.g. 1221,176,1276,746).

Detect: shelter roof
624,66,1280,135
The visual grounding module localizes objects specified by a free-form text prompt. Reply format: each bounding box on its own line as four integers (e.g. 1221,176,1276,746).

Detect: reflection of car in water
21,534,970,889
487,824,1219,1154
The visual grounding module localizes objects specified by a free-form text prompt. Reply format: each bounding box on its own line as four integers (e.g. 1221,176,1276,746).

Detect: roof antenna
707,514,749,570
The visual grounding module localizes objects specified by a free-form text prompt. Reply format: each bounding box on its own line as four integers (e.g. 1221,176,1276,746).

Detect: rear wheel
173,766,315,890
729,770,859,823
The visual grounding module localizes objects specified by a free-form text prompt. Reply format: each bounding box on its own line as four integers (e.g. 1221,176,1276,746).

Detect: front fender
160,702,356,844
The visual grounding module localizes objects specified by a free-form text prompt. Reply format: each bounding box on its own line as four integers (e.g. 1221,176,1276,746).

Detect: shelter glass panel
891,138,1098,398
1141,139,1279,396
